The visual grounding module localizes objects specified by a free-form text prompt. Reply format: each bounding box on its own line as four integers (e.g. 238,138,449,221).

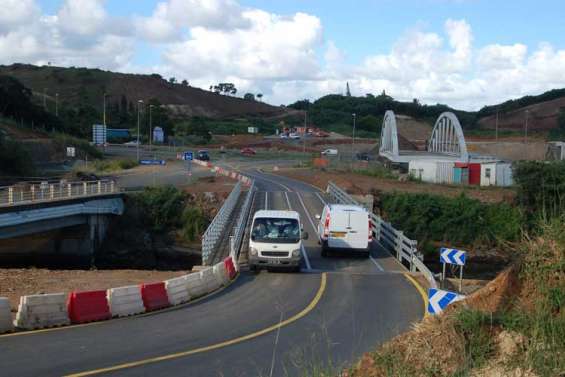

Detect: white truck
316,204,372,257
248,210,308,272
321,148,338,156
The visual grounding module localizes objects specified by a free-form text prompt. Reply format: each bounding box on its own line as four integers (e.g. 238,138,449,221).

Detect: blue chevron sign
428,288,463,314
440,247,466,266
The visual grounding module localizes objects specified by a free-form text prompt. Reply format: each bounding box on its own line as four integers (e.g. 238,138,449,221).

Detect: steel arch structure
379,110,400,160
427,112,469,161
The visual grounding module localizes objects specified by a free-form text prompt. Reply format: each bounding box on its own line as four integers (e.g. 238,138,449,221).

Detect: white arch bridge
378,110,469,163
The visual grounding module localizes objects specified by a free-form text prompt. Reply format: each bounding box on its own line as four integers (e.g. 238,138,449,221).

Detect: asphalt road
0,169,423,377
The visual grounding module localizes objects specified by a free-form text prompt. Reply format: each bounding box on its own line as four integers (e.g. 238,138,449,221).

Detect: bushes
380,192,522,247
92,158,137,172
0,133,34,176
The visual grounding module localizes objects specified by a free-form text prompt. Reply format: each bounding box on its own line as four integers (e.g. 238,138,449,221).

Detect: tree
257,93,263,102
346,82,351,97
168,77,176,84
357,114,380,132
181,79,188,86
212,83,237,96
244,93,255,101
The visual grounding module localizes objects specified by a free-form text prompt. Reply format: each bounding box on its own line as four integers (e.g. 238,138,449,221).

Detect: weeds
353,166,396,180
454,309,495,372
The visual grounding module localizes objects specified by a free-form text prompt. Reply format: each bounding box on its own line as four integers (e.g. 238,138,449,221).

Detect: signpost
183,151,193,176
440,247,466,292
139,159,166,166
66,147,76,158
427,288,464,315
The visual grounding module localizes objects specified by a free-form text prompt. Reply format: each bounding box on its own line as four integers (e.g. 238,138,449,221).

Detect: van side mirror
302,231,309,240
315,214,321,220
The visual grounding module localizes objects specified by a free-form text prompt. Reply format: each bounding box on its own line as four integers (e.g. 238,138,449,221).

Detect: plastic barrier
67,290,111,324
0,297,13,333
15,293,70,330
213,262,230,287
224,257,237,280
185,272,208,298
164,276,191,306
107,285,145,317
200,268,221,293
141,282,170,311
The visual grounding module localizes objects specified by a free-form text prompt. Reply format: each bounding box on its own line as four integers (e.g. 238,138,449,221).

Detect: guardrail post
8,187,13,204
395,230,403,262
50,184,54,200
67,183,72,197
83,182,87,196
97,181,101,194
30,185,35,201
110,181,115,193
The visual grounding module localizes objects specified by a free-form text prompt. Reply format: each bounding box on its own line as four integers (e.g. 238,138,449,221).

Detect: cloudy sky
1,0,564,110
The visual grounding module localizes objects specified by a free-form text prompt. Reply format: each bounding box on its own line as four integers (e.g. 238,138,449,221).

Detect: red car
241,147,256,155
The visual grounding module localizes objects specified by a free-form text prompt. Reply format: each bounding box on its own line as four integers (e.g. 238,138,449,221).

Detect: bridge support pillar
88,214,110,263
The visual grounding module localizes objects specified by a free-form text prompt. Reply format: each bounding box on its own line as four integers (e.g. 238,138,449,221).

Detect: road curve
0,170,423,377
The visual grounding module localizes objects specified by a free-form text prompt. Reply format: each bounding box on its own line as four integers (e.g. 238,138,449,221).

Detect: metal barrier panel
230,180,255,260
327,181,437,288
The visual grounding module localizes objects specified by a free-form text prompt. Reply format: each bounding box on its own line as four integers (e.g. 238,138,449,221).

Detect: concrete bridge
0,180,123,262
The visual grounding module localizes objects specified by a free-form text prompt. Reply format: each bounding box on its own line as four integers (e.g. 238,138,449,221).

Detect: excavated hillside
0,64,286,119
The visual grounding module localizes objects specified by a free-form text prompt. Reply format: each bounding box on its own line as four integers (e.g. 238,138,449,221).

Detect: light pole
43,88,47,110
55,93,59,117
137,100,143,161
495,107,499,143
351,113,357,169
103,93,108,126
149,104,154,156
524,109,529,145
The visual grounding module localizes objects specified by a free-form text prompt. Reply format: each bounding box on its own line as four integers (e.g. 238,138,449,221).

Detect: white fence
0,180,117,207
201,181,242,265
326,181,437,288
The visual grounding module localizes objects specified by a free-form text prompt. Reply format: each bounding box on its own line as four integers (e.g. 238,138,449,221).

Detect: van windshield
252,218,300,243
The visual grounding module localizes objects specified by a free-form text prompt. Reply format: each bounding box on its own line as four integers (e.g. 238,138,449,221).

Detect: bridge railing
327,181,437,288
0,180,118,208
201,181,242,265
229,179,256,261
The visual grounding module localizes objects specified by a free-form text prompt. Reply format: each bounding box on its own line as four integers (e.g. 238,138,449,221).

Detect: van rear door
328,210,369,249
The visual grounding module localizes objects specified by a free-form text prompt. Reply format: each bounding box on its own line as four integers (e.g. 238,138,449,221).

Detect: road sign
139,159,166,165
428,288,464,315
440,248,466,265
183,151,193,161
66,147,76,157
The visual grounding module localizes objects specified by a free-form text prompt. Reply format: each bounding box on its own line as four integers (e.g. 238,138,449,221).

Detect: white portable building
408,160,455,184
480,162,513,187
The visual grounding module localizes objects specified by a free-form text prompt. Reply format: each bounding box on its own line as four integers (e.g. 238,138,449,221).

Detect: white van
248,210,307,272
315,204,372,257
321,149,338,156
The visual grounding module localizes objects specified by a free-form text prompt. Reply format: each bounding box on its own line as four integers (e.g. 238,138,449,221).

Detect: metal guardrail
0,180,118,208
201,181,242,265
327,181,437,288
229,180,256,260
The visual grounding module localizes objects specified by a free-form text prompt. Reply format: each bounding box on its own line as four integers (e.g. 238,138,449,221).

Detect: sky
1,0,564,110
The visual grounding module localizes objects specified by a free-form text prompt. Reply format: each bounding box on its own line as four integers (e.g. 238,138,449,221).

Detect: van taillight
368,220,373,241
323,213,330,237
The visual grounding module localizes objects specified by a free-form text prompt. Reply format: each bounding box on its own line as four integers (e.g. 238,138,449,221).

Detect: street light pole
351,113,357,169
525,110,529,145
43,88,47,110
137,100,143,161
103,93,107,126
149,104,154,156
55,93,59,117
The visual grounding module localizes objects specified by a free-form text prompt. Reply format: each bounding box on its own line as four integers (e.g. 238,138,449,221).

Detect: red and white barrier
140,282,170,312
67,290,111,324
15,293,70,329
107,285,145,317
165,276,191,306
0,297,13,333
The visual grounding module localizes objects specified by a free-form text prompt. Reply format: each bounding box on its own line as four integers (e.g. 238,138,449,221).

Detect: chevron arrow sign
440,247,466,265
427,288,464,315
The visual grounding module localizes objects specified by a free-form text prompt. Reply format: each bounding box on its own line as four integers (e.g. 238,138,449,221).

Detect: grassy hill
0,64,284,119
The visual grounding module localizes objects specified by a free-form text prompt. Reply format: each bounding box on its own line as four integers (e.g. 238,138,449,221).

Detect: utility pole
525,110,529,145
43,88,47,110
137,100,143,161
55,93,59,117
351,113,357,170
103,93,108,126
303,111,307,156
495,107,499,143
149,104,154,156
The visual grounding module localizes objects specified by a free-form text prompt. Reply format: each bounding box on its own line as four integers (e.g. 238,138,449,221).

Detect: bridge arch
427,112,469,161
379,110,399,158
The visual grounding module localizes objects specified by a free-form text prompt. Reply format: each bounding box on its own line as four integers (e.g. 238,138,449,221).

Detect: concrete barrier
107,285,145,317
185,272,208,299
213,262,230,287
165,276,191,306
67,290,111,324
0,297,14,333
200,268,221,293
140,282,170,311
15,293,70,330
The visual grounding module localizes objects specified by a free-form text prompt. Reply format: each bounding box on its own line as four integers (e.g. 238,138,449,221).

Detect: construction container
480,162,514,187
409,160,454,184
480,163,497,186
453,165,469,184
468,163,481,185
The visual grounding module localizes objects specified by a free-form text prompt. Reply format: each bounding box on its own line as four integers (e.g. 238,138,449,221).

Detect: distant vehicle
279,133,289,139
248,210,308,272
321,148,338,156
76,171,99,182
289,133,301,140
316,204,371,257
124,140,139,147
196,150,210,161
241,147,256,155
356,152,373,161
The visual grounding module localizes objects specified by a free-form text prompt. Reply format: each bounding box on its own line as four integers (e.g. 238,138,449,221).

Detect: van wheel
321,242,329,257
249,264,257,272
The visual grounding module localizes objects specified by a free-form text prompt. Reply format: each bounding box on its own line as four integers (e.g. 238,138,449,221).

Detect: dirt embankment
275,168,515,204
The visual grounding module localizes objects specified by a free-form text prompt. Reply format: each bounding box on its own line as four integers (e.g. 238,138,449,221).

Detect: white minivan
248,210,307,272
321,148,338,156
316,204,372,257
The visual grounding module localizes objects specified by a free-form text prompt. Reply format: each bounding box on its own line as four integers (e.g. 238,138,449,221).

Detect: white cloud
57,0,107,36
0,0,39,31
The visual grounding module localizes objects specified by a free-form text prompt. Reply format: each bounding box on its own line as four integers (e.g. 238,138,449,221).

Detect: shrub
181,207,209,242
0,134,34,176
135,186,185,232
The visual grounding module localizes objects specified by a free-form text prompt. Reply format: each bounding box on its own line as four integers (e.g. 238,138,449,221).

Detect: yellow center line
403,273,428,317
65,272,328,377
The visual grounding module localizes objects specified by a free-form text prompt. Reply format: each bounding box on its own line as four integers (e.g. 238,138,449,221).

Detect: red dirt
276,168,515,204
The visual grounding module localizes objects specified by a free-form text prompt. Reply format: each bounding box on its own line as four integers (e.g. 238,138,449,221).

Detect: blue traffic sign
139,159,166,166
428,288,463,315
440,247,466,266
183,151,193,161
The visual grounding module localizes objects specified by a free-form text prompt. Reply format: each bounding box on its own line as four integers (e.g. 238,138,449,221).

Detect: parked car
279,133,289,139
241,147,256,155
356,152,373,161
321,148,338,156
315,204,371,257
289,133,301,140
196,150,210,161
248,210,307,272
76,171,99,182
124,140,139,147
